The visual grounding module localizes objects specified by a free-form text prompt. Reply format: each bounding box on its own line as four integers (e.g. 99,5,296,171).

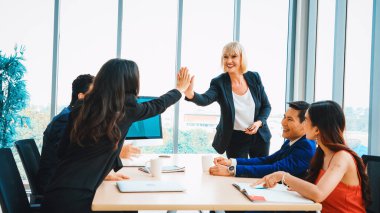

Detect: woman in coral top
254,100,370,213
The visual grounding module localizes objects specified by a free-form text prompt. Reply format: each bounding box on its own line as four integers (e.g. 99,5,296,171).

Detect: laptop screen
125,96,163,140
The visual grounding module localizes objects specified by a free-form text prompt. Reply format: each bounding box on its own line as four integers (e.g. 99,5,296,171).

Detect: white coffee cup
201,155,214,172
145,158,162,178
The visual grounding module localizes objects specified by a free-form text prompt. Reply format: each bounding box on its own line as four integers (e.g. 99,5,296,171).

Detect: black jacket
37,106,71,194
42,89,181,213
186,71,271,154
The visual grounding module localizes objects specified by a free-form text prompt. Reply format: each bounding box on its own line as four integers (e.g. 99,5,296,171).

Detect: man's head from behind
281,101,310,141
70,74,95,106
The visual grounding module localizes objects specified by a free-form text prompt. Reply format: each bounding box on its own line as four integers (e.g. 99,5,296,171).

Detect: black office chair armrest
30,203,41,213
30,194,44,205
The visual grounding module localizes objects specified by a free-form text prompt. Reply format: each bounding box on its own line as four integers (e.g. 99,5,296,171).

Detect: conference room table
92,154,322,211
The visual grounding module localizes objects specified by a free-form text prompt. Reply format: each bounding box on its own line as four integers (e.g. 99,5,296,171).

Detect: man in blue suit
209,101,316,178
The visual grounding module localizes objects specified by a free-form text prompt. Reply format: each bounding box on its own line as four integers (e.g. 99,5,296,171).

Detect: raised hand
176,67,191,93
184,75,195,99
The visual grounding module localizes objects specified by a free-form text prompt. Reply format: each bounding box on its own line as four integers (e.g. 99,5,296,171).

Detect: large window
3,0,376,159
58,0,117,109
240,0,289,153
0,0,54,148
121,0,177,153
344,0,372,156
178,0,234,154
0,0,54,179
314,0,336,101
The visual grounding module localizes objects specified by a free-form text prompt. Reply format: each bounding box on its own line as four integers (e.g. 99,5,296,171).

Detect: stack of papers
232,182,314,203
138,165,185,173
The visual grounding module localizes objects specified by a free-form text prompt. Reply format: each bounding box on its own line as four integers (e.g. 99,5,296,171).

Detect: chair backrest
0,148,31,213
15,139,41,195
362,154,380,213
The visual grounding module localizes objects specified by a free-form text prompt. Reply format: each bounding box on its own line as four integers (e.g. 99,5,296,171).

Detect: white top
232,89,255,131
289,136,303,146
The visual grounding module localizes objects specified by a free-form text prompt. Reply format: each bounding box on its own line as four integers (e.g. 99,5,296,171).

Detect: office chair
0,148,40,213
14,139,41,196
362,154,380,213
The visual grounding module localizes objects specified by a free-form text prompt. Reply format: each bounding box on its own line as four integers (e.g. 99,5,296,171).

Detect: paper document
139,165,185,173
233,182,314,203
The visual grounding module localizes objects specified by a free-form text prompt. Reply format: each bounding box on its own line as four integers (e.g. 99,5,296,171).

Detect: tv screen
125,96,162,140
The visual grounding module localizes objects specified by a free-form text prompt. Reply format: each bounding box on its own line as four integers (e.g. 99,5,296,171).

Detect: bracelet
281,172,288,187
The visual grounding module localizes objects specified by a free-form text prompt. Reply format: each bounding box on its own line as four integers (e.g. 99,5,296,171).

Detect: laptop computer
117,180,186,193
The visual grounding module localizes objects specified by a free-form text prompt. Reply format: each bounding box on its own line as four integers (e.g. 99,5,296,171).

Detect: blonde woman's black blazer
185,71,272,154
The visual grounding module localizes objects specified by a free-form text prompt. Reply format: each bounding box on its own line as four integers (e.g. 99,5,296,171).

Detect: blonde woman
185,42,271,160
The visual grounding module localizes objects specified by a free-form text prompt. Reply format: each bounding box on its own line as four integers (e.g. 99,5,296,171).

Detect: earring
315,137,318,143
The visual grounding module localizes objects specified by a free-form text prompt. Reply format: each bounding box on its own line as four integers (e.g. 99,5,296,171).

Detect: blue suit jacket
235,135,316,178
185,71,272,154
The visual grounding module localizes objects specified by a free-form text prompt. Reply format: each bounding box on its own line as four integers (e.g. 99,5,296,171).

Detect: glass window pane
344,0,372,156
121,0,177,153
0,0,53,148
315,0,336,101
58,0,117,108
179,0,233,154
240,0,289,154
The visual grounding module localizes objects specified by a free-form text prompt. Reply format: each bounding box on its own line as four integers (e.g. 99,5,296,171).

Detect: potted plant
0,46,29,148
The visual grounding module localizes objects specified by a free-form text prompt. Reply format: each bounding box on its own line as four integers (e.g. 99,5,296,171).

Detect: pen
251,186,266,189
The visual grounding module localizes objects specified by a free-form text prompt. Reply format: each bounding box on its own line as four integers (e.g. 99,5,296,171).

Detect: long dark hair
70,58,140,148
305,100,370,207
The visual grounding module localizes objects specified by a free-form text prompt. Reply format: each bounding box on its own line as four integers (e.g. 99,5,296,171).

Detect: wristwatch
228,166,235,176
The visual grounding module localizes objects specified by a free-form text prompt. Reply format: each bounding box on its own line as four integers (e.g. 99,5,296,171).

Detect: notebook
138,165,185,173
117,180,186,193
232,182,314,203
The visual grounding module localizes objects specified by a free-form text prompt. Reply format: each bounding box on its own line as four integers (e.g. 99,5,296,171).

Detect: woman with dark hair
254,100,370,213
42,59,191,213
